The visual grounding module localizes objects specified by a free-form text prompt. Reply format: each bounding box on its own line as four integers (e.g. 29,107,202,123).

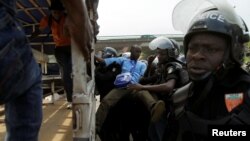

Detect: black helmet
184,10,249,66
172,0,249,67
49,0,65,11
149,36,178,58
102,47,118,58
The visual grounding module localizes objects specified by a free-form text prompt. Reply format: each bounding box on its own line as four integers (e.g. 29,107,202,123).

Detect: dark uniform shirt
140,61,189,96
166,67,250,141
95,62,121,100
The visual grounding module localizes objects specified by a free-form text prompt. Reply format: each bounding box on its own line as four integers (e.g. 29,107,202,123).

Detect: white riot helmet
102,47,118,58
149,36,178,58
173,0,249,66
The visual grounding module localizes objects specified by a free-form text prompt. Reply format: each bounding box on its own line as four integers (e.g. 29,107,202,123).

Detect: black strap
191,77,214,112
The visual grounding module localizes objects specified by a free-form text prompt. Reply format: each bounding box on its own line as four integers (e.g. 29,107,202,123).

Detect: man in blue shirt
95,45,151,135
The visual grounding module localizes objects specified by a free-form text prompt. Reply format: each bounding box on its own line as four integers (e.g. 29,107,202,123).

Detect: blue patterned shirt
105,57,147,84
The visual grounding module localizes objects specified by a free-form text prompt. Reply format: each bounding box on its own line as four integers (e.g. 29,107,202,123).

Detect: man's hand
127,83,144,91
147,55,156,65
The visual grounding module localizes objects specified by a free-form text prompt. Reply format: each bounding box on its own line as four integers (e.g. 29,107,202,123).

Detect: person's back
39,12,70,47
0,0,43,140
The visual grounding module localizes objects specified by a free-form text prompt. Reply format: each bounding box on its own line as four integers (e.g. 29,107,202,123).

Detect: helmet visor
172,0,244,33
149,36,174,50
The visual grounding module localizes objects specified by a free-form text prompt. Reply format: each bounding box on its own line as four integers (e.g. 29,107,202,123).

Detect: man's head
130,45,142,60
149,36,178,64
186,32,227,80
184,10,249,81
49,0,65,20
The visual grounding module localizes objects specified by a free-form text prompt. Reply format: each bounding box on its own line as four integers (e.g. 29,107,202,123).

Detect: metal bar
70,0,96,140
17,7,48,11
16,2,38,23
29,0,47,16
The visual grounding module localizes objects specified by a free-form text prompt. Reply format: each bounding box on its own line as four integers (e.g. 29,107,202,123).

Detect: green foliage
244,41,250,63
140,48,155,60
247,42,250,49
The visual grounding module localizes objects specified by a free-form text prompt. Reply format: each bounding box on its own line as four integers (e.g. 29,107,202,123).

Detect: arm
94,55,105,63
29,18,48,41
61,0,93,61
139,74,158,85
128,79,176,94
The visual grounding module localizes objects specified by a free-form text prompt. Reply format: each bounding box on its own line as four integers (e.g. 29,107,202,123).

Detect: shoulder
165,61,185,74
225,68,250,86
166,62,183,69
137,60,147,67
164,61,189,86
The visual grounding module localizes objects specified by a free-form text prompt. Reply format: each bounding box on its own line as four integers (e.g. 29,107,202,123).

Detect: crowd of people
94,0,250,140
0,0,249,141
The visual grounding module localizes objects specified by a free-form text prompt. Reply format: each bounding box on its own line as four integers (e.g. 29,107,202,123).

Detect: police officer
95,47,121,100
102,47,118,58
165,1,250,140
133,36,189,91
128,36,189,141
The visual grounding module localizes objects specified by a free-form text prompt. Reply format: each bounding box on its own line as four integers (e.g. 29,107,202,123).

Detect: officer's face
157,49,169,64
186,33,227,81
